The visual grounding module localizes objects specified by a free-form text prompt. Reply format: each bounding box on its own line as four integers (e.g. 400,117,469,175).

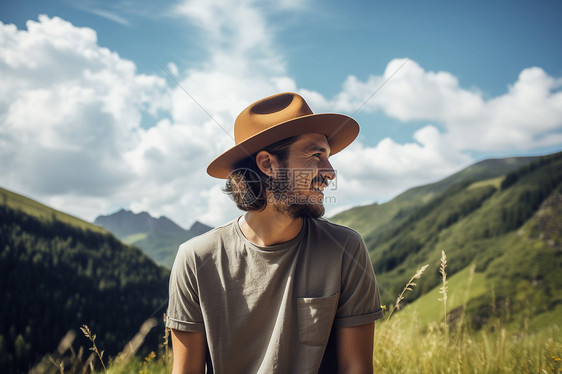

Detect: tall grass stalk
47,357,63,374
163,314,170,373
29,330,76,374
439,250,449,341
80,325,107,373
454,264,475,340
115,318,157,363
386,264,429,322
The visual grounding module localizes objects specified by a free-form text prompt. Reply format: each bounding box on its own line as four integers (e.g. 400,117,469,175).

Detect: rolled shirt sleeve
166,242,205,332
334,237,384,327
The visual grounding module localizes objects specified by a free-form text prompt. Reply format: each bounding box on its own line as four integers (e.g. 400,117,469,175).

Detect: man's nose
318,159,336,181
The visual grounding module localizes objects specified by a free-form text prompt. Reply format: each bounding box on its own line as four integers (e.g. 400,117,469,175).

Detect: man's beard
276,195,325,219
267,175,325,219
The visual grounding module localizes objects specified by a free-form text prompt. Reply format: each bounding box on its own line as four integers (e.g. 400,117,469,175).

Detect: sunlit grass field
373,319,561,373
89,309,561,374
56,323,559,374
77,326,561,374
34,252,561,374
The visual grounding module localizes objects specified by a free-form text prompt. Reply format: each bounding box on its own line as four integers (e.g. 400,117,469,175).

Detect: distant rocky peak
94,209,157,238
94,209,212,240
190,221,213,236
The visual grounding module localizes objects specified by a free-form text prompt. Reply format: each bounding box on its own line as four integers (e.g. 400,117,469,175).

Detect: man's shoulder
178,219,236,256
309,218,363,244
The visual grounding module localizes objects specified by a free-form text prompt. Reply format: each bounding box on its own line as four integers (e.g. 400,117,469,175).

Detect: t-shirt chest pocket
296,293,339,345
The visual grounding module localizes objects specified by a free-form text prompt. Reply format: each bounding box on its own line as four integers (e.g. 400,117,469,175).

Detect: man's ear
255,151,277,177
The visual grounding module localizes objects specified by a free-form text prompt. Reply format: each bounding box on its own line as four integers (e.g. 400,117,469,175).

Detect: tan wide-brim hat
207,92,359,179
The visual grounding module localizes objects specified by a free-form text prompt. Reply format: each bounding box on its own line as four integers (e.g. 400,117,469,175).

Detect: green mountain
94,210,212,269
330,152,562,332
332,156,537,239
0,187,107,234
0,188,170,373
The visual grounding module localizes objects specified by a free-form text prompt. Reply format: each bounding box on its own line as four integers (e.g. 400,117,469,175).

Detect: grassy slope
133,233,183,269
390,264,488,330
387,156,559,291
0,187,107,234
126,222,213,269
332,153,562,334
392,186,562,335
122,232,148,243
330,156,537,238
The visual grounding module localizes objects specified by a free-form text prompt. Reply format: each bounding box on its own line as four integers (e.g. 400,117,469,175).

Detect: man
167,92,383,373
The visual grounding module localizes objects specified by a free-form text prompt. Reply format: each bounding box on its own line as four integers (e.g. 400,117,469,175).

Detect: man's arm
335,322,375,374
170,329,206,374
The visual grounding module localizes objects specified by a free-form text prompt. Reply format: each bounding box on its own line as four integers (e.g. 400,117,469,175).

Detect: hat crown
234,93,313,145
207,92,358,179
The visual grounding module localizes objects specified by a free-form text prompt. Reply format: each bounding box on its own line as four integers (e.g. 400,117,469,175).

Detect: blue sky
1,0,561,227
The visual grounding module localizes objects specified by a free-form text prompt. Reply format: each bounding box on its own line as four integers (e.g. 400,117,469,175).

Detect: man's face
268,133,335,219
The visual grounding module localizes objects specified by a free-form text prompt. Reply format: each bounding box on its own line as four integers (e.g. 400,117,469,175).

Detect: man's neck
239,209,303,247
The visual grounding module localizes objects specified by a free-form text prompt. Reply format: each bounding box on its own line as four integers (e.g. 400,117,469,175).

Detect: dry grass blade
29,330,76,374
163,313,171,373
439,250,448,302
82,352,95,374
47,357,64,374
116,318,158,363
456,264,475,337
439,250,449,340
386,264,429,321
80,325,107,373
56,330,76,356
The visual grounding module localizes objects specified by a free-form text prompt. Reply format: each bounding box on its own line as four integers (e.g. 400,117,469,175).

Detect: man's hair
224,136,298,211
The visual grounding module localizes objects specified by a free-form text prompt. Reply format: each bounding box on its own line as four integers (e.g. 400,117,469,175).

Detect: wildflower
145,351,156,363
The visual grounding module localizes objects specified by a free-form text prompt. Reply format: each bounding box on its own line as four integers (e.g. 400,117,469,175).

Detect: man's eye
312,153,321,158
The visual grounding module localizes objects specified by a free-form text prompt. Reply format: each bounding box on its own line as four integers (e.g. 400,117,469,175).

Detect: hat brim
207,113,359,179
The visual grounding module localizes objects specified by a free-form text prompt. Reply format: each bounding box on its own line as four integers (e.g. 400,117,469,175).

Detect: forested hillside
331,152,562,331
0,190,170,373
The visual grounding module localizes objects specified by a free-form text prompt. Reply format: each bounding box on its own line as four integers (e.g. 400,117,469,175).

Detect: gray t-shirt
167,217,383,374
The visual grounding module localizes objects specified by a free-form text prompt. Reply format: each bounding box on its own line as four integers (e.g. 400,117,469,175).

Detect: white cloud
317,59,484,122
324,59,562,152
167,62,179,77
81,8,131,26
1,4,303,227
306,59,562,206
0,15,167,217
134,0,303,225
329,126,471,206
198,184,242,227
449,67,562,151
173,0,285,76
1,5,561,230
